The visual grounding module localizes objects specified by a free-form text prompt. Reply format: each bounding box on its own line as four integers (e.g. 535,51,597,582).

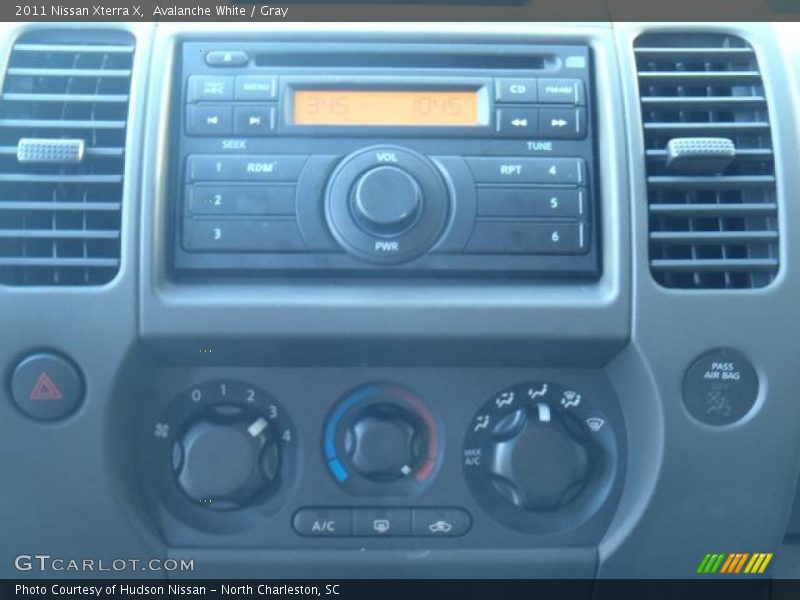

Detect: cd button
186,105,233,136
537,78,584,105
187,75,234,102
495,78,538,103
539,107,586,140
497,108,538,138
233,106,275,136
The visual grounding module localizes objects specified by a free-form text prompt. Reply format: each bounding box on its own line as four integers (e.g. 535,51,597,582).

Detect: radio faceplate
172,42,599,278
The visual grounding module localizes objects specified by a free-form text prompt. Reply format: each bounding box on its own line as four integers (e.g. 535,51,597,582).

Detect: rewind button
497,108,538,138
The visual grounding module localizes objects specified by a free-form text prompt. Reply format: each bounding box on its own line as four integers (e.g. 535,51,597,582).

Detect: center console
173,42,599,277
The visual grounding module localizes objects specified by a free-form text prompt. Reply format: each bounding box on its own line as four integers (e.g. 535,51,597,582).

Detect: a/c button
293,508,353,537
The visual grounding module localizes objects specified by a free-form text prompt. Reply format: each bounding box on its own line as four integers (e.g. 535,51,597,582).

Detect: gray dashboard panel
0,20,798,580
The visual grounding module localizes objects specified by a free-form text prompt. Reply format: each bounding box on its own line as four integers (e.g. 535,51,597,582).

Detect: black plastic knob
489,405,589,511
344,405,423,482
352,166,422,235
173,407,279,510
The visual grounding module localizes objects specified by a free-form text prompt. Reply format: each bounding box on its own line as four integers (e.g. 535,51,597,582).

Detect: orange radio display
293,90,480,127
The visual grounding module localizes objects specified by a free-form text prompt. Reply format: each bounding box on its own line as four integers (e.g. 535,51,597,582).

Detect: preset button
466,221,585,255
187,155,308,182
477,187,584,218
465,157,584,185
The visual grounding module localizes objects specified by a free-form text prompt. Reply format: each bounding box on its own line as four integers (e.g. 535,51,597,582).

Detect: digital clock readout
293,90,480,127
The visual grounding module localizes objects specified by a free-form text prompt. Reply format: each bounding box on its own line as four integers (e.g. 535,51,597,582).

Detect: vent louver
0,30,134,285
634,33,779,289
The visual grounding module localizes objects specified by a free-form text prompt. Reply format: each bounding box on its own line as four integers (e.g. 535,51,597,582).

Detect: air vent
635,33,779,289
0,30,134,285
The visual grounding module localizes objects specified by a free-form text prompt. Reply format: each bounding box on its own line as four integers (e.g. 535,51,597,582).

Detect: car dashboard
0,21,799,581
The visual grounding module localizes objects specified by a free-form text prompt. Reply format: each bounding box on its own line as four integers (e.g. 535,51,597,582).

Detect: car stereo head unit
172,42,598,278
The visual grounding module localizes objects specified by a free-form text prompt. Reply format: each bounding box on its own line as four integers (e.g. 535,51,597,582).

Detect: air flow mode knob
489,405,590,511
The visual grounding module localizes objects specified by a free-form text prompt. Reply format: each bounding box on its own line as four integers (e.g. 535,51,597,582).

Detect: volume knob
325,146,448,264
352,166,422,235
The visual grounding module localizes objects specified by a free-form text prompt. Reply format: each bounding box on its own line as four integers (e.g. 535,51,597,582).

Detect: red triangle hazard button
29,371,63,401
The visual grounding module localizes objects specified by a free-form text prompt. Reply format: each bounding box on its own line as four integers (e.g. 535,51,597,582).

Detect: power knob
325,146,448,264
352,166,422,236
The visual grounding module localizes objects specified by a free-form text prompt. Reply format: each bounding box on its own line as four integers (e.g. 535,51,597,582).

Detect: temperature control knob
324,383,440,496
346,404,424,482
174,407,279,510
489,405,589,511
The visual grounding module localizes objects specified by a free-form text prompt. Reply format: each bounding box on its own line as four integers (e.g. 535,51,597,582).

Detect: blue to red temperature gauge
324,383,440,496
